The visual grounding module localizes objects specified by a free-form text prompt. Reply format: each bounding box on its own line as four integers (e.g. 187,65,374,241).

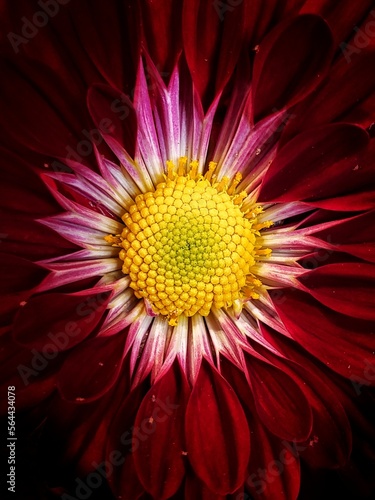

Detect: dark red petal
304,187,375,212
298,263,375,320
258,124,369,203
246,356,312,442
87,83,137,158
68,0,140,91
0,331,57,412
311,210,375,263
0,254,47,296
185,360,250,494
245,415,301,500
0,63,83,157
282,52,375,141
0,254,48,322
300,0,375,44
57,333,125,402
252,14,333,121
12,290,111,350
42,374,128,477
258,329,352,469
140,0,183,76
270,288,375,379
106,379,149,499
185,474,227,500
221,361,302,498
182,0,246,103
118,455,144,500
133,361,190,499
243,0,278,47
0,215,76,261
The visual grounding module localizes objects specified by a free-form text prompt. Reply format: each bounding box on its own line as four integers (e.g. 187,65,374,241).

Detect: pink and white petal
160,315,189,377
217,108,289,182
39,215,113,250
95,148,141,203
142,55,181,164
41,176,123,233
133,59,164,185
36,258,120,291
39,249,116,264
100,300,143,338
252,263,304,288
124,310,154,363
130,316,170,388
187,315,214,383
258,202,312,226
51,160,128,213
43,171,120,217
205,312,248,371
212,62,252,163
232,307,288,351
196,92,222,173
178,64,204,161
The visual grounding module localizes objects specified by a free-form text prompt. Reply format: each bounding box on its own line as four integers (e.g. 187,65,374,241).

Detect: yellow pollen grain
112,158,272,325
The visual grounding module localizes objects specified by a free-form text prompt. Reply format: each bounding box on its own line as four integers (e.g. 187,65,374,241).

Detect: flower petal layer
185,360,250,494
13,290,111,350
133,362,190,499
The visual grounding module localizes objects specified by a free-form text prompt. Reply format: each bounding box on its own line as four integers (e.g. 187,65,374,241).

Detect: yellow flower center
107,158,272,325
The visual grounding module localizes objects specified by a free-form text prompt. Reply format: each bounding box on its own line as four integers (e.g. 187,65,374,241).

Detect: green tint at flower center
115,158,272,325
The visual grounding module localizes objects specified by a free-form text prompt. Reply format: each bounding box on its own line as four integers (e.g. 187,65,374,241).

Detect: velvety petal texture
1,2,375,500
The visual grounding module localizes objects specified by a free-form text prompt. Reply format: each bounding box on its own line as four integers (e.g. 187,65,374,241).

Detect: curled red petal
12,289,111,350
311,210,375,263
258,328,353,469
245,415,301,500
246,356,312,442
140,0,183,76
282,52,375,141
252,14,334,121
259,124,369,203
185,359,250,494
182,0,246,103
270,288,375,378
300,0,375,45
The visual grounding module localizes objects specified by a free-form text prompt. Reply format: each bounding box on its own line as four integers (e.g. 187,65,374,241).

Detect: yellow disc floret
108,159,272,325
